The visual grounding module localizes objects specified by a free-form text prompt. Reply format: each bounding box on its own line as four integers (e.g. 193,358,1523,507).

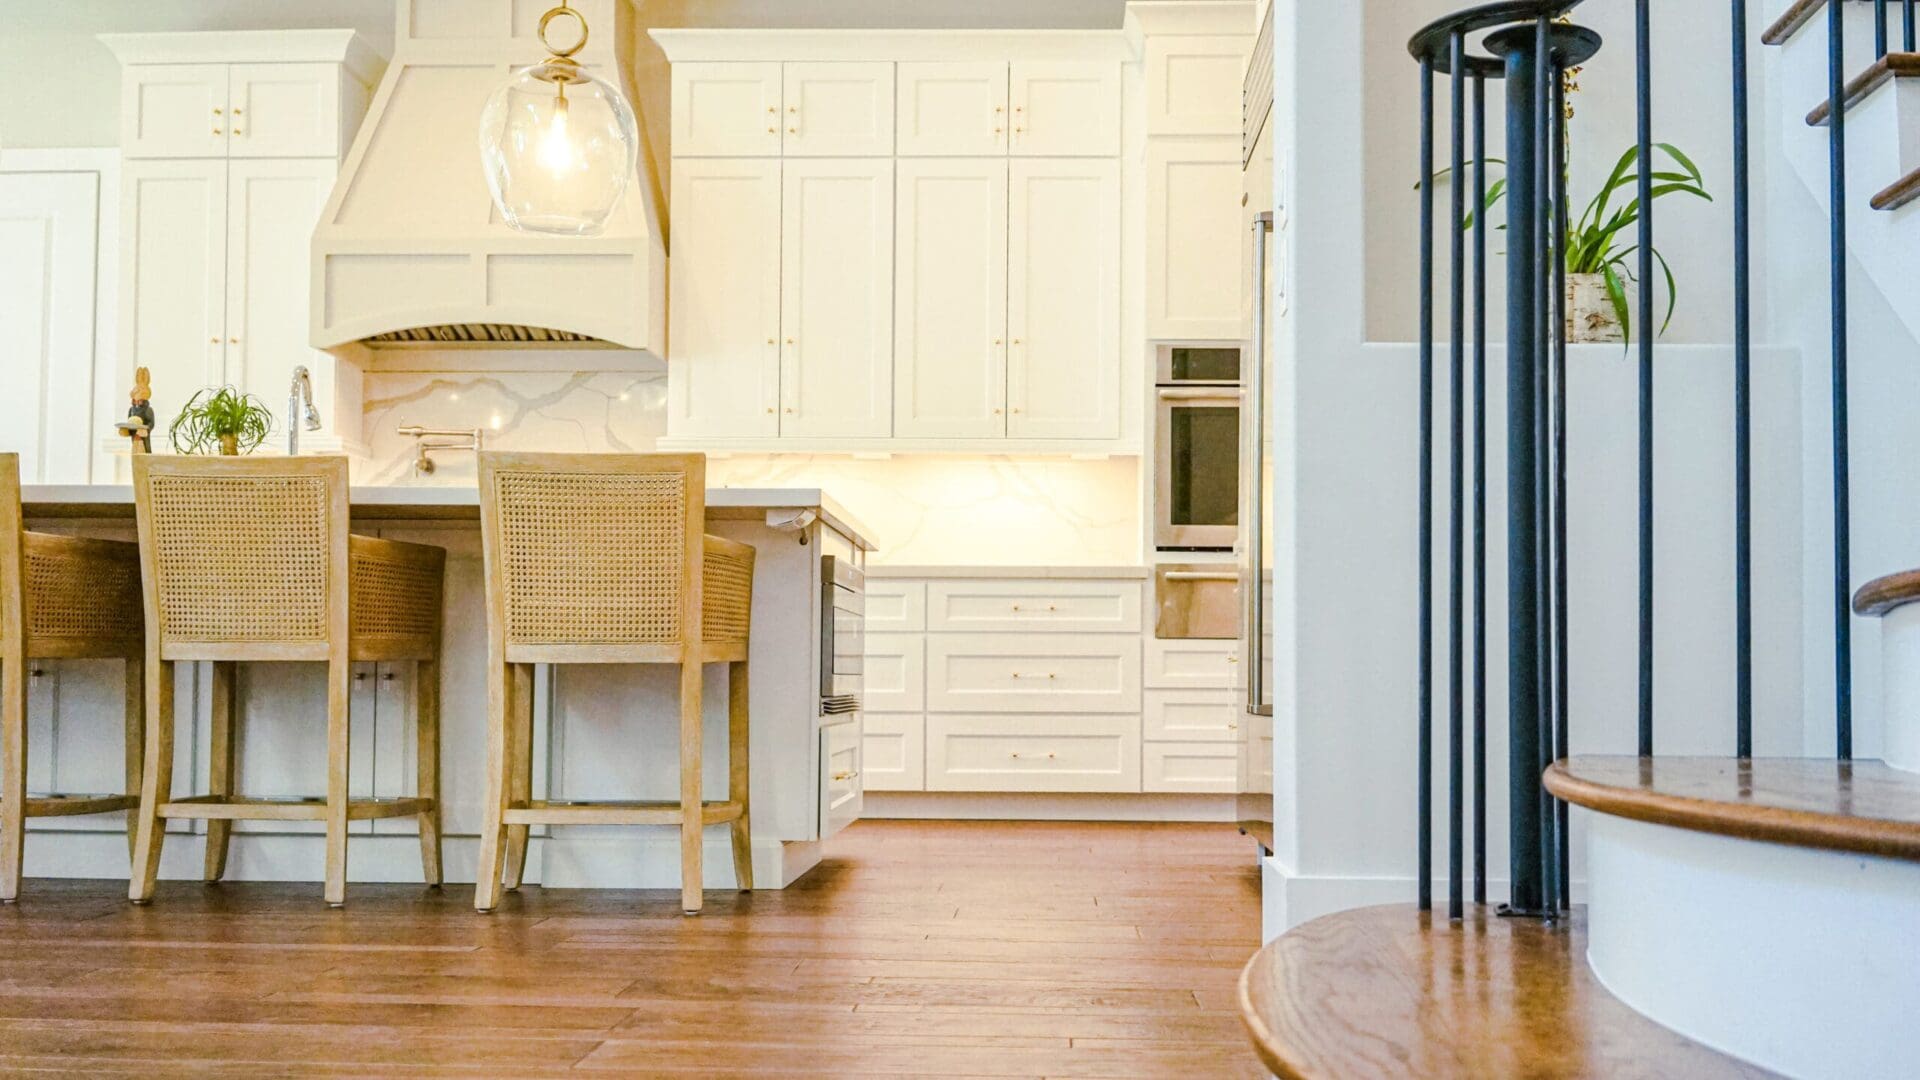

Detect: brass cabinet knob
213,127,223,135
213,107,223,115
232,108,243,115
788,127,797,134
232,128,244,135
768,127,776,133
229,337,240,344
785,337,795,345
209,336,219,344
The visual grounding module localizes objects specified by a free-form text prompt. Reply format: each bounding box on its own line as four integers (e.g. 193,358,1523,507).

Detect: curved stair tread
1806,52,1920,127
1854,567,1920,615
1546,756,1920,861
1238,905,1775,1079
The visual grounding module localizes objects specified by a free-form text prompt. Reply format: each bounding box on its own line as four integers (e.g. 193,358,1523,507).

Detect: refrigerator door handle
1246,211,1275,718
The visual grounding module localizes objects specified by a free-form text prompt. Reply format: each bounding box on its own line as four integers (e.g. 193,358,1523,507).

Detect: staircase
1237,2,1920,1077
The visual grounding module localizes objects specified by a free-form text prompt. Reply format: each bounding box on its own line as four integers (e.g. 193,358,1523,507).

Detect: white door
895,158,1007,439
1008,63,1120,157
782,63,894,157
780,159,893,438
225,159,333,400
1148,137,1247,339
671,62,782,156
0,171,100,482
668,158,782,438
121,64,230,158
896,62,1007,156
228,63,341,158
121,158,228,434
1007,158,1119,439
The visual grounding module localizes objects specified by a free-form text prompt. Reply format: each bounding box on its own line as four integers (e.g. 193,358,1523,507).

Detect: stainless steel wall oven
1154,342,1245,551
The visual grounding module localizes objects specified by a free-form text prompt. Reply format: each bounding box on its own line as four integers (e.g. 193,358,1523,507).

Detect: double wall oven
1153,342,1245,552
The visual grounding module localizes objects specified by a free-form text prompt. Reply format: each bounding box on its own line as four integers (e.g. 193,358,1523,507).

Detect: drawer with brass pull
926,579,1142,634
1145,637,1241,690
926,633,1141,713
927,714,1140,793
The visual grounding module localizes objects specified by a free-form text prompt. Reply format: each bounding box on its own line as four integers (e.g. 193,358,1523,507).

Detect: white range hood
312,0,664,356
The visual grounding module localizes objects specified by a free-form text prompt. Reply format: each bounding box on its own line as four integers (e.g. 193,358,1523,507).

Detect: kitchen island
17,484,874,892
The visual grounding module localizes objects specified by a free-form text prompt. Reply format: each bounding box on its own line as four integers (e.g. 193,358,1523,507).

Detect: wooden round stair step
1545,756,1920,862
1238,904,1773,1079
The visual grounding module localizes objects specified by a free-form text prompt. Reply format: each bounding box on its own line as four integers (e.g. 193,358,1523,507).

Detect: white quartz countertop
864,565,1150,579
22,484,876,551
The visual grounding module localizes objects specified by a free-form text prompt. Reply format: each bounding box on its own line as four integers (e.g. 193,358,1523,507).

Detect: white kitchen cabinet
864,580,926,633
120,63,230,158
862,713,925,791
782,62,894,156
926,632,1141,714
894,158,1008,439
925,579,1142,635
121,158,229,412
1143,688,1241,742
1008,158,1120,438
1147,137,1247,339
671,61,782,156
1145,637,1241,690
863,633,925,714
1008,62,1120,156
927,714,1140,793
0,164,102,484
226,63,345,158
1144,35,1251,136
821,719,864,838
780,158,893,437
224,158,334,397
669,158,783,438
1143,741,1238,794
896,62,1008,156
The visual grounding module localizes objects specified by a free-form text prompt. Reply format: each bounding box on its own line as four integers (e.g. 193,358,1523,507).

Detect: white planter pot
1566,271,1624,343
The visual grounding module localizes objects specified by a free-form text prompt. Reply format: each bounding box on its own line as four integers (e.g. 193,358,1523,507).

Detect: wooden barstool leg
503,663,533,891
0,650,27,903
123,656,143,862
679,657,704,915
203,661,236,882
129,655,175,904
414,657,443,888
728,659,752,892
473,658,511,913
322,656,351,908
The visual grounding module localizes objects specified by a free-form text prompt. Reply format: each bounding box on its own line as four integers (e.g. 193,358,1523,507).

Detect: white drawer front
1143,689,1242,742
927,633,1141,713
927,714,1140,792
1143,741,1238,794
865,580,926,632
1145,637,1241,689
821,719,863,838
861,713,925,792
863,633,925,713
927,579,1143,634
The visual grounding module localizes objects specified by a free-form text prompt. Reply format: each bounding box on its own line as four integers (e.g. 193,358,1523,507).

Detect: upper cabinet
896,61,1119,157
672,61,894,156
225,63,346,158
895,158,1009,439
782,63,894,156
1008,158,1121,440
1009,63,1121,157
896,63,1008,156
780,159,895,437
669,158,783,438
671,62,783,156
120,63,231,158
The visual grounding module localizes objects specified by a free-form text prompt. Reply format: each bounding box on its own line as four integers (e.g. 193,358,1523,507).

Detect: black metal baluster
1448,30,1468,922
1907,0,1916,53
1877,0,1891,59
1635,0,1656,758
1533,13,1555,909
1551,58,1571,914
1471,70,1489,910
1733,0,1755,759
1830,0,1855,759
1419,56,1437,910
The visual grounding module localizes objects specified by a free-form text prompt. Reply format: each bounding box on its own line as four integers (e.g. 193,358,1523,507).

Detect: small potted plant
169,386,273,455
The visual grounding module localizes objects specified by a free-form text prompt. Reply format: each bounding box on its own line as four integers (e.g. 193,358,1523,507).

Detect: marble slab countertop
864,565,1151,579
22,484,877,551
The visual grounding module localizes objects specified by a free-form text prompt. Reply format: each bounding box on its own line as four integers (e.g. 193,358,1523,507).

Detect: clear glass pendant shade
478,61,638,236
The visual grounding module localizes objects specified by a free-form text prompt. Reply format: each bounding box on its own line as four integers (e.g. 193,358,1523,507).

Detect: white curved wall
1585,811,1920,1080
1879,604,1920,772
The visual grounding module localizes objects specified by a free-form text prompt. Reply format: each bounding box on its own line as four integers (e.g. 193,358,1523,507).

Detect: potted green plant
1428,142,1712,344
169,386,274,455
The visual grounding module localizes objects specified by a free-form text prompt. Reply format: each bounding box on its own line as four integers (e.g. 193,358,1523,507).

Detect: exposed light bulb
537,92,575,174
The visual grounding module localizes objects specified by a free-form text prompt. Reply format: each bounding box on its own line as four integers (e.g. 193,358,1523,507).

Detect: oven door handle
1156,387,1244,402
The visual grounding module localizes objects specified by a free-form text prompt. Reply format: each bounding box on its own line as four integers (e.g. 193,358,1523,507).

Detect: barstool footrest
502,800,744,827
158,796,435,822
20,793,140,818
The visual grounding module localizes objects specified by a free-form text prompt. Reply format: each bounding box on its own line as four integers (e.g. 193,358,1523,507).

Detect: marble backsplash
358,370,1143,565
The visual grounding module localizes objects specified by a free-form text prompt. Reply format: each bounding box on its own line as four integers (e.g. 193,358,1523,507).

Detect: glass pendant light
478,1,639,236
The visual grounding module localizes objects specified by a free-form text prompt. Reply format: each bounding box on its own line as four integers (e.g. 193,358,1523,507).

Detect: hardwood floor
0,820,1268,1077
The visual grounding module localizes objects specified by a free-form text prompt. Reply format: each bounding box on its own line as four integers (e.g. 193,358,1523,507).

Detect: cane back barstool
129,455,447,907
473,452,755,915
0,453,145,901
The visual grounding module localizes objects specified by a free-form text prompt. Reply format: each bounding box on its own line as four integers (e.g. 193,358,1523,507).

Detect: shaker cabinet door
668,158,783,438
227,63,342,158
671,62,782,156
894,158,1007,439
1007,158,1120,439
896,62,1007,156
121,64,230,158
121,159,229,432
225,159,334,404
781,62,894,156
1008,62,1119,157
779,158,893,438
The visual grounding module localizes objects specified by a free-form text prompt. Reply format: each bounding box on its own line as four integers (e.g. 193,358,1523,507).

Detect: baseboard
1262,862,1587,936
862,791,1242,822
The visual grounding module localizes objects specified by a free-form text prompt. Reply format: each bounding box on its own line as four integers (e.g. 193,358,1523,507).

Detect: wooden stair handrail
1807,52,1920,126
1854,567,1920,616
1870,167,1920,211
1765,0,1875,47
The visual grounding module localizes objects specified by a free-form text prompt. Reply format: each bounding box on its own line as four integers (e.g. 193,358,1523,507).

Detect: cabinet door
782,62,894,157
671,62,782,156
228,63,342,158
121,64,229,158
0,171,99,483
1147,138,1247,339
896,62,1007,156
225,159,334,399
1007,159,1120,439
894,159,1007,439
1008,63,1119,157
668,158,782,438
121,159,228,430
780,159,893,438
862,713,925,792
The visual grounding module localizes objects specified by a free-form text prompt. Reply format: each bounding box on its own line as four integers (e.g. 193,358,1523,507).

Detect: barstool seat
0,453,145,901
474,452,755,915
128,455,447,906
